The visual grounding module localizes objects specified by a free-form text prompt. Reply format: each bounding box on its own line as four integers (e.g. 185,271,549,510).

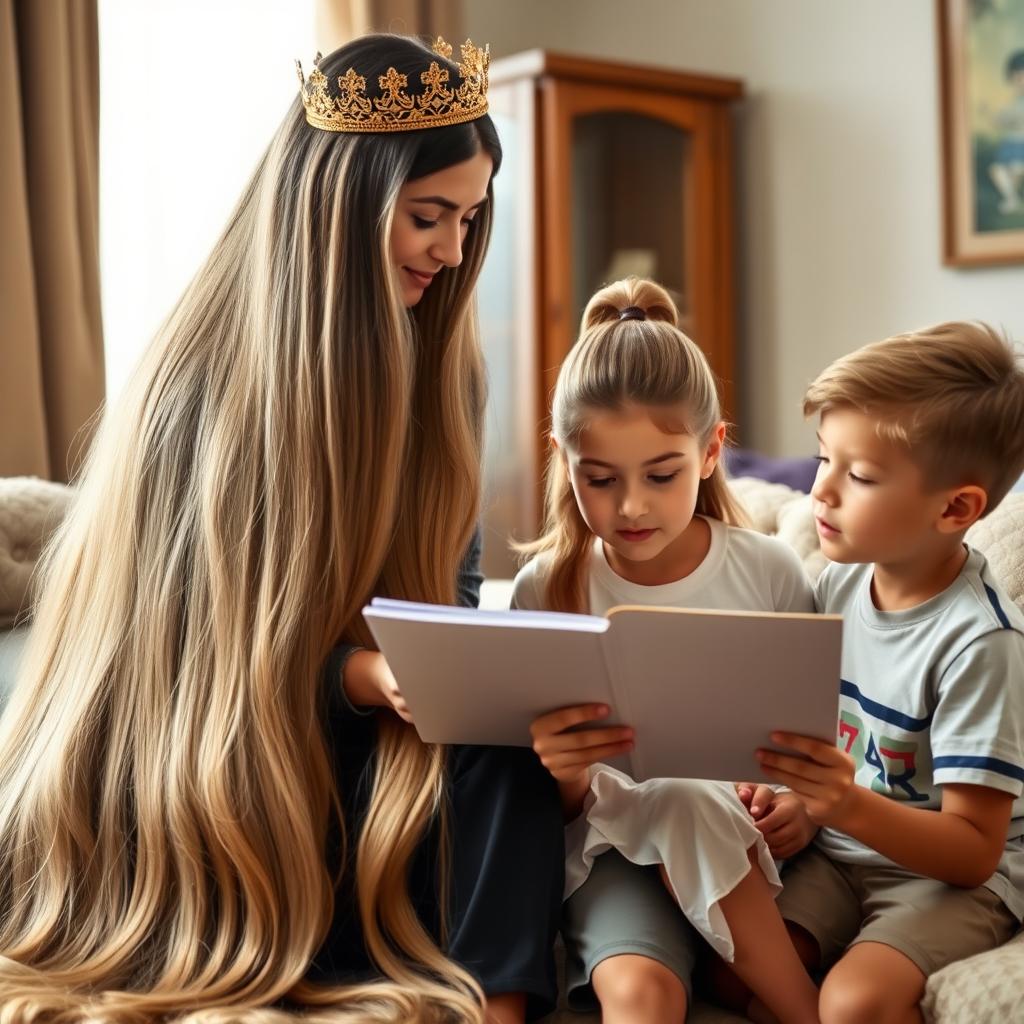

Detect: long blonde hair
0,34,498,1024
522,278,746,613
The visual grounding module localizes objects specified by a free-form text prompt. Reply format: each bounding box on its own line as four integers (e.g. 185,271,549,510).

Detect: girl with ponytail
514,278,820,1023
0,33,562,1024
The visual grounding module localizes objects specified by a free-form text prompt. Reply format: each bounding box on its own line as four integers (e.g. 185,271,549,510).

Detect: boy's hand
530,704,634,784
757,732,858,827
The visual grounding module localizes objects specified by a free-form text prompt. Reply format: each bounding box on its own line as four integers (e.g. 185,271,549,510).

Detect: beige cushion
729,477,825,580
0,476,72,629
966,492,1024,613
922,928,1024,1022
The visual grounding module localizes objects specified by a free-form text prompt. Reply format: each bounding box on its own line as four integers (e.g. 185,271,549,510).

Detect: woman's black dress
308,531,565,1020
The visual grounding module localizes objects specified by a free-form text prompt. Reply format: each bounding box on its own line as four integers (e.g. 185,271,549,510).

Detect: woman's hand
342,649,414,723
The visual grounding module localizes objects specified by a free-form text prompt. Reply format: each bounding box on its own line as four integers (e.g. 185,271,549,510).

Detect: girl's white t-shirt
511,516,814,616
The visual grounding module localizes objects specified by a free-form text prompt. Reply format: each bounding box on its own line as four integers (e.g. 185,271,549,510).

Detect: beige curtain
0,0,103,483
315,0,463,54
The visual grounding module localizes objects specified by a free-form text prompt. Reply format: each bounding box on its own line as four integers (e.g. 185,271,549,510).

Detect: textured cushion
922,928,1024,1022
729,477,826,580
0,476,72,629
966,492,1024,613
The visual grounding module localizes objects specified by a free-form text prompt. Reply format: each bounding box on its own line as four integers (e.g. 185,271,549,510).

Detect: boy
759,321,1024,1024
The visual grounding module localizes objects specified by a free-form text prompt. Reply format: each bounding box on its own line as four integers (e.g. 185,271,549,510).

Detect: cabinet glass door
571,112,692,333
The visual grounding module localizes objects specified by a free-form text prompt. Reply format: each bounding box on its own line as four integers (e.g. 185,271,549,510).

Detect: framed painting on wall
938,0,1024,264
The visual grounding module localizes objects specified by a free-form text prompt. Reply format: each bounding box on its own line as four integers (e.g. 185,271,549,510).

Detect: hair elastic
618,306,647,321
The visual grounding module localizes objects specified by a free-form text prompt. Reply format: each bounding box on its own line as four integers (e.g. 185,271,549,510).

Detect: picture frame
938,0,1024,265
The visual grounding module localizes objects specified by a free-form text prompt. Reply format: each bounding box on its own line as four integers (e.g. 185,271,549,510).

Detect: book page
603,607,841,782
365,603,617,746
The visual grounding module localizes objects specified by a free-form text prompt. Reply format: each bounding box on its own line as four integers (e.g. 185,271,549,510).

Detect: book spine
600,626,641,780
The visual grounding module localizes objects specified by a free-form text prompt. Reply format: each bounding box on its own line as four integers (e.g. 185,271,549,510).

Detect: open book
363,599,842,783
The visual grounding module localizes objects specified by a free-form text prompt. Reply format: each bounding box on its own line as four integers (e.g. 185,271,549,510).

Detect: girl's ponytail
580,278,679,332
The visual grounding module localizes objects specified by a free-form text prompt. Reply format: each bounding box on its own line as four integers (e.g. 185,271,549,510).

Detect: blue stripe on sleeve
984,584,1012,630
839,679,934,732
933,755,1024,783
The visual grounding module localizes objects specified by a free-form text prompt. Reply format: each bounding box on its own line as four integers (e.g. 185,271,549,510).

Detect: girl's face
563,405,725,584
390,149,493,307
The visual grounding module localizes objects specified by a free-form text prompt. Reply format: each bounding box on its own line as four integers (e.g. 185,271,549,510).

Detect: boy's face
563,406,724,579
811,407,952,566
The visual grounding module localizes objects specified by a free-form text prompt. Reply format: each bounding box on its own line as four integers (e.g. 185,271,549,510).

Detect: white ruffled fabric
564,765,782,961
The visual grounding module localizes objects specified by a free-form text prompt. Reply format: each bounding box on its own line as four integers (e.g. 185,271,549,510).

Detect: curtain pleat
0,0,103,482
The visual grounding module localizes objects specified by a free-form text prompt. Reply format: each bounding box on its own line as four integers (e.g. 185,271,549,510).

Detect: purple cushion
724,448,819,494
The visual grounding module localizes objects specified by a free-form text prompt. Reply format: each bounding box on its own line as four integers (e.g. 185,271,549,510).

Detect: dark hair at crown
316,34,502,181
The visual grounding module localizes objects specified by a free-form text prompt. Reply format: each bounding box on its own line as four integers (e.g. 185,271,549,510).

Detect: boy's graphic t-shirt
814,548,1024,919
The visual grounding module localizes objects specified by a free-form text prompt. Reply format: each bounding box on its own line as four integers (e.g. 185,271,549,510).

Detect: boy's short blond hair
803,321,1024,513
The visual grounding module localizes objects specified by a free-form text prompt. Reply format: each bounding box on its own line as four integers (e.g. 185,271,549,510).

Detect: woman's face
390,149,493,306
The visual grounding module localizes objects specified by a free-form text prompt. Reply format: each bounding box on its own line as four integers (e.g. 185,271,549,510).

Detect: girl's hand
342,649,414,723
735,782,776,820
529,704,634,784
758,732,857,827
752,791,818,859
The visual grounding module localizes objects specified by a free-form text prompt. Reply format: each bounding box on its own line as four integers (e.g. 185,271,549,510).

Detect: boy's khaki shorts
776,846,1018,977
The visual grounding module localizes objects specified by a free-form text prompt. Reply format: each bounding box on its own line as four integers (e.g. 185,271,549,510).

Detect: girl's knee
592,955,688,1019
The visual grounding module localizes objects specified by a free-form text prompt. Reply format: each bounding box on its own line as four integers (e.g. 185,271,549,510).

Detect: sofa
1,474,1023,1023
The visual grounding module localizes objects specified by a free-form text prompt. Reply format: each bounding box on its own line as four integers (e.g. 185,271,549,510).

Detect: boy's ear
701,422,727,479
936,484,988,534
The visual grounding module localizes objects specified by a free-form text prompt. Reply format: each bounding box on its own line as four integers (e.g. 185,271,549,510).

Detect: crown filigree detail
295,37,489,134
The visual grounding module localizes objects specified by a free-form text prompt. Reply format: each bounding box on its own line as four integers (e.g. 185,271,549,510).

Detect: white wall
99,0,315,400
465,0,1024,455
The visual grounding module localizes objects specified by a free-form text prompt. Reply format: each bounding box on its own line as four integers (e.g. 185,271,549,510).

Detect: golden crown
295,37,489,134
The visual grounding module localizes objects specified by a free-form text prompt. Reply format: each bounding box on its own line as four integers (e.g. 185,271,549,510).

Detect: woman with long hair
0,34,563,1024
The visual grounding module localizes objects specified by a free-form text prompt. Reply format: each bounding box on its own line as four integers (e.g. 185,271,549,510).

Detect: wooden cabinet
477,50,744,577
